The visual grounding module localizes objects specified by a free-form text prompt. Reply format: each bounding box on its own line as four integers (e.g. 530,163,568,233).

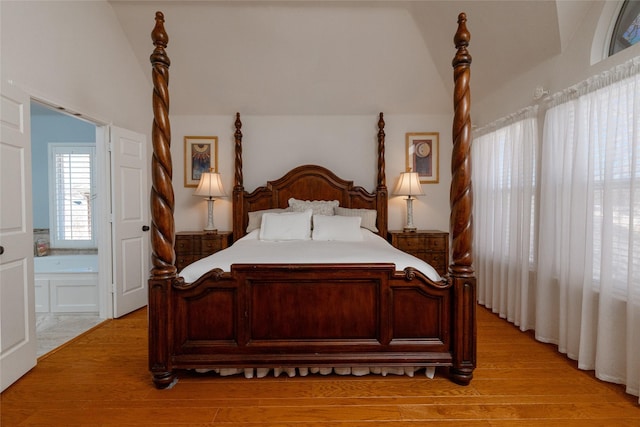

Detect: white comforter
179,229,441,283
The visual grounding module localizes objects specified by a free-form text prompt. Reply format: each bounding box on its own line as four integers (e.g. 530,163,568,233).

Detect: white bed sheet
179,228,442,283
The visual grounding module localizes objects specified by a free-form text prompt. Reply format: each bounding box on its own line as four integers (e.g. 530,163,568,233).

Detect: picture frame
184,136,218,188
406,132,439,183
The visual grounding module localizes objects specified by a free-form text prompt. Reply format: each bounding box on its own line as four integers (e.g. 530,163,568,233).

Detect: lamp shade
393,172,424,197
193,170,226,199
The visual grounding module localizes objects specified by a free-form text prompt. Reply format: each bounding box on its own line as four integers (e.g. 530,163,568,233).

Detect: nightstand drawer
418,252,446,271
174,231,232,271
175,255,196,270
424,236,446,251
394,235,446,251
395,236,424,251
175,236,195,254
201,235,225,255
388,230,449,277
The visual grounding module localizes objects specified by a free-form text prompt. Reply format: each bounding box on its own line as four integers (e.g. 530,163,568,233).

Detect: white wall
473,2,640,127
0,1,151,133
171,113,453,233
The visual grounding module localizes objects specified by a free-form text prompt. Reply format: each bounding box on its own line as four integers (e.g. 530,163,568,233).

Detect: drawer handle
142,225,150,232
0,246,4,255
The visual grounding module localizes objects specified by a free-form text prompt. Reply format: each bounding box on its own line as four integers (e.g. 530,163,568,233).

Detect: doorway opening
30,100,106,357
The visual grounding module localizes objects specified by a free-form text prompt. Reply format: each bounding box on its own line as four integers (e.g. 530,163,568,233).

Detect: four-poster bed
148,11,476,388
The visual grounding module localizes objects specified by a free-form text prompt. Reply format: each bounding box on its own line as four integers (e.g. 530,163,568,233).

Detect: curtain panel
537,64,640,400
472,109,538,331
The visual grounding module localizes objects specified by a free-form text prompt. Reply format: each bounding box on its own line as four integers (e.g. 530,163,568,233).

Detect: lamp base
203,198,217,233
403,197,418,233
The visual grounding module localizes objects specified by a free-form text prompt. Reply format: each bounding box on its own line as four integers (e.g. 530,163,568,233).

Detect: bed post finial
151,12,168,49
452,13,471,69
449,11,476,386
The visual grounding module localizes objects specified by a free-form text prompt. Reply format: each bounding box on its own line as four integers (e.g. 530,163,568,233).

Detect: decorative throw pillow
288,198,339,216
259,209,312,241
311,214,363,241
246,208,290,233
334,207,378,232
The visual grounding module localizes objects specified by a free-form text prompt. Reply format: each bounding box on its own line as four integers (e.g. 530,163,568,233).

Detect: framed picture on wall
184,136,218,187
406,132,439,183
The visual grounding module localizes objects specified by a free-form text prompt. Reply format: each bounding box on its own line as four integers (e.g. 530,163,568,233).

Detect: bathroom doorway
30,101,104,357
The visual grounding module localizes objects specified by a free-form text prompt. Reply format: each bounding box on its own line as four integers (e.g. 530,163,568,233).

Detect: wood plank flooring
1,305,638,426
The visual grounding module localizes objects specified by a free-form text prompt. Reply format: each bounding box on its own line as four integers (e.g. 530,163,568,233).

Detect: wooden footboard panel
156,264,453,373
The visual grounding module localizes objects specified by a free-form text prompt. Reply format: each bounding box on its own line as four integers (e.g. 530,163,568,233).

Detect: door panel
111,126,148,317
0,82,36,392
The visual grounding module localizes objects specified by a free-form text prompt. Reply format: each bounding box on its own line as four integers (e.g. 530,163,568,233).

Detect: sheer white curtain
473,108,538,330
537,59,640,401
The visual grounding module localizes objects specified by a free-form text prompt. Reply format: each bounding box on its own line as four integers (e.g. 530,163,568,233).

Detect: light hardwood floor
1,306,638,426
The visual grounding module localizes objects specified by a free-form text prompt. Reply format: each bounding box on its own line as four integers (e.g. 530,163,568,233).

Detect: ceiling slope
109,1,594,116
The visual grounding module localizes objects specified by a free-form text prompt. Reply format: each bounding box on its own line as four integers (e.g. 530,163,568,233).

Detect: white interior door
0,82,36,392
110,126,149,318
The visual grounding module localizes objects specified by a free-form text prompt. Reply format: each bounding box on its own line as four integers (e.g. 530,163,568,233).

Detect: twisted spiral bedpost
449,12,476,385
234,112,243,191
450,13,473,277
233,113,244,242
148,11,177,389
377,112,386,189
376,112,388,238
149,11,175,280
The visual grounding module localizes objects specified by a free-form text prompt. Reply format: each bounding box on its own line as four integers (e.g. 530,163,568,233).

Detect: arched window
610,0,640,56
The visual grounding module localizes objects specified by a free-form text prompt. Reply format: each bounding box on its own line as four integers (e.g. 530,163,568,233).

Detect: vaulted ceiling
109,1,596,116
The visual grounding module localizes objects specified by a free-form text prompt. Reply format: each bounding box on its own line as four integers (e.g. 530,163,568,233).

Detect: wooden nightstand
174,231,232,271
388,230,449,276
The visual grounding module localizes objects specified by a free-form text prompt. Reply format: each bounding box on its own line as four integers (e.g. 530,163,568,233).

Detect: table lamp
393,171,424,232
193,168,226,232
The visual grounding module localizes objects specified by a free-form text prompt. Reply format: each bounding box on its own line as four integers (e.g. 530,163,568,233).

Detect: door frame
96,124,113,319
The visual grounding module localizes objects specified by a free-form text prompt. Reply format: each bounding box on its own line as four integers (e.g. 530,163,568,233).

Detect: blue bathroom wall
31,102,96,229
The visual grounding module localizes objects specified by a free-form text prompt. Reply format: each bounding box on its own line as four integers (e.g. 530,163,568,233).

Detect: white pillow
288,198,339,216
311,214,363,241
334,207,378,232
246,208,290,233
259,209,312,241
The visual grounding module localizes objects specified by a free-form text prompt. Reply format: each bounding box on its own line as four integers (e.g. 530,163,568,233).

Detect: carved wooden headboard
230,113,388,242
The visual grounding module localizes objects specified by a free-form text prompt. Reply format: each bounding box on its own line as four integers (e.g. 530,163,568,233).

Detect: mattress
179,228,441,283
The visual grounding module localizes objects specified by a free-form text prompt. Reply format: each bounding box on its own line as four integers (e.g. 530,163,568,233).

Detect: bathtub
34,254,99,313
34,254,98,273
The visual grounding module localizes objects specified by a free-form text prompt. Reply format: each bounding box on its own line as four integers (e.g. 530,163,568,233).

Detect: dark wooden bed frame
148,11,475,389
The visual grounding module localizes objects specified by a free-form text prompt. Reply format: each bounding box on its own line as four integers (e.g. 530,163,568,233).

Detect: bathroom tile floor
36,313,104,357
